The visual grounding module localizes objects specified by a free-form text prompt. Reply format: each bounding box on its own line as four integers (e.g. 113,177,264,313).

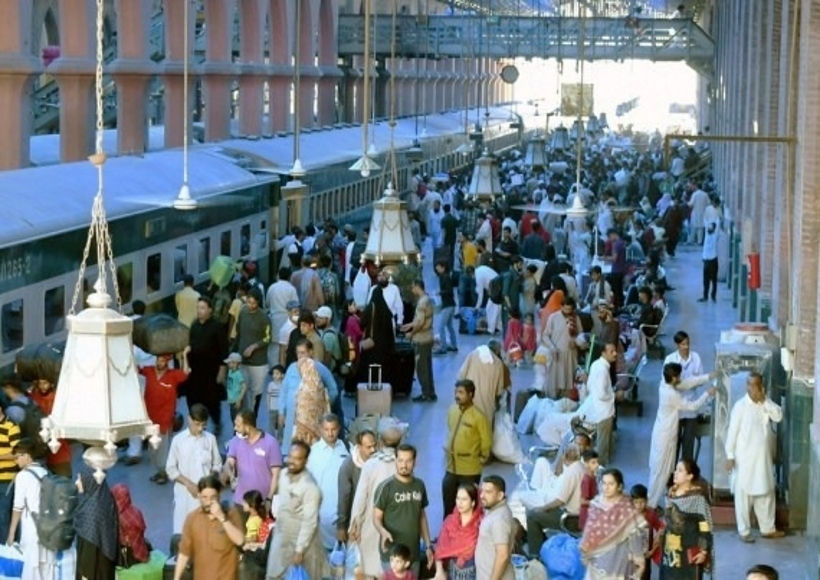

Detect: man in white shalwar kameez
541,299,584,398
306,414,349,550
165,404,223,534
457,342,509,436
647,363,715,508
348,425,404,579
267,441,330,579
725,372,785,542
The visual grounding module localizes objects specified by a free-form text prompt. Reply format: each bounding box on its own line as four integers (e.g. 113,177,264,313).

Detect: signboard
560,83,594,117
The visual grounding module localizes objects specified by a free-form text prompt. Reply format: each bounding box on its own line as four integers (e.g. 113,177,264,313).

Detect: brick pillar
202,0,237,141
265,0,291,134
791,0,820,378
110,0,156,155
772,0,797,328
0,2,40,170
161,0,196,149
51,0,97,162
237,0,267,137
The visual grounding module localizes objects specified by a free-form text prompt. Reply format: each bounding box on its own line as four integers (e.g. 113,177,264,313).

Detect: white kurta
307,439,350,550
348,450,398,577
647,375,712,508
725,394,783,496
457,347,507,430
165,429,223,533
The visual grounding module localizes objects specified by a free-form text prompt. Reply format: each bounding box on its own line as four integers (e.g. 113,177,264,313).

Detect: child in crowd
383,543,415,580
579,449,600,530
224,353,246,421
631,484,664,580
503,308,524,366
242,490,275,547
520,312,537,363
267,365,285,439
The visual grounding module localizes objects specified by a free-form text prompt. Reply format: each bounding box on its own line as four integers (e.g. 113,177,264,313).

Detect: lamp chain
380,0,399,190
69,0,121,315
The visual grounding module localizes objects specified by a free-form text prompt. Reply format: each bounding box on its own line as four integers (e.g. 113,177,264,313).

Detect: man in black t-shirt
433,261,458,355
373,444,433,576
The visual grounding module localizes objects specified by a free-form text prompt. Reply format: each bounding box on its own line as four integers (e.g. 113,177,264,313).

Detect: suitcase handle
368,364,383,391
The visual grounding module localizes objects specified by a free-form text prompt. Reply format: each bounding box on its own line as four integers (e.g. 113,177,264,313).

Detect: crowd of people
0,130,788,580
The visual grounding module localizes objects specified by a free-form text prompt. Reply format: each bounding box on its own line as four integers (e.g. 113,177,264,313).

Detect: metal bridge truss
337,14,714,78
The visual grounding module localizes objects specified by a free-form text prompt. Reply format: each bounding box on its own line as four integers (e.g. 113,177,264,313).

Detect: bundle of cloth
516,395,580,447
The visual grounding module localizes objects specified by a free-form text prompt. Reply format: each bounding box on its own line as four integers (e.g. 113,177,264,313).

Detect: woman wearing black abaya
74,471,119,580
356,283,396,389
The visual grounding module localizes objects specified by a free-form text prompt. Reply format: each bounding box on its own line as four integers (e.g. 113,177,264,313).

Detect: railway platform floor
60,239,809,578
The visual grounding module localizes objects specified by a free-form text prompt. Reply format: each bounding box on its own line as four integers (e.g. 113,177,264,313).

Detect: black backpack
24,467,78,552
488,275,504,305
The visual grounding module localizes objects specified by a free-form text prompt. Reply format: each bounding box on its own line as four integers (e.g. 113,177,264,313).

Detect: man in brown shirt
174,474,245,580
401,279,437,402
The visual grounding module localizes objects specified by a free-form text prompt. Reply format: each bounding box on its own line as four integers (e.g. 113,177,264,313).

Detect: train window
173,245,187,283
1,299,24,353
44,286,65,336
198,238,210,273
240,224,251,256
117,262,133,305
257,221,268,253
221,230,232,256
146,253,162,294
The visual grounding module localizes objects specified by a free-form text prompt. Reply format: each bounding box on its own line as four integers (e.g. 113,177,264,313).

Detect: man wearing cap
234,288,271,419
315,306,347,428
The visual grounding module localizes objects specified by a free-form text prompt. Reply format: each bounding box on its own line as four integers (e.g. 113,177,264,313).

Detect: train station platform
67,237,808,578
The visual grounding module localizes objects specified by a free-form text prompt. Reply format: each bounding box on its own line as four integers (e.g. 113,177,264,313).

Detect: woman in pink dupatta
580,468,647,580
292,357,330,446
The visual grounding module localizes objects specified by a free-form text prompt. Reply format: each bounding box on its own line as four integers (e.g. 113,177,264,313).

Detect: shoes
123,456,141,466
412,395,430,402
433,349,448,356
740,534,756,543
448,346,459,353
429,394,438,402
697,298,707,303
150,471,169,484
711,296,717,302
761,530,785,539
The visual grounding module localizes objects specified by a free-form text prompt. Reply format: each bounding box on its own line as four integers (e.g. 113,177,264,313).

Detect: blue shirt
226,368,245,404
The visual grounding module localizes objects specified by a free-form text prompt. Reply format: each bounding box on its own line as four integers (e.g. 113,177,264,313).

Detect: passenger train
0,106,524,370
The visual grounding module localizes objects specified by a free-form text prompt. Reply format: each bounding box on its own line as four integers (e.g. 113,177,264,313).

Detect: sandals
150,472,169,485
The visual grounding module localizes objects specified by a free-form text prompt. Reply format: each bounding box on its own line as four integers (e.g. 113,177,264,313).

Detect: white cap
314,306,333,320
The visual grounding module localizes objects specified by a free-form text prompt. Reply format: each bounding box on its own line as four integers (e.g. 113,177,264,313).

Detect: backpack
318,269,338,307
321,327,349,374
488,275,504,305
24,467,78,552
211,287,233,325
337,330,357,375
8,399,48,450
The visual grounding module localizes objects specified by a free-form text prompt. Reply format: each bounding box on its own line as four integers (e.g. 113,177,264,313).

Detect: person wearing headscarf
111,484,151,567
74,471,119,580
357,283,396,387
292,357,331,447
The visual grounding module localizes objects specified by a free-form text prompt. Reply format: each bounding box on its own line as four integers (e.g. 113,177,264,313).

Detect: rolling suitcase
357,364,392,416
391,338,416,398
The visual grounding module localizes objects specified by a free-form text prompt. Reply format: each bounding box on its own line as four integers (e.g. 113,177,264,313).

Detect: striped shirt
0,419,21,482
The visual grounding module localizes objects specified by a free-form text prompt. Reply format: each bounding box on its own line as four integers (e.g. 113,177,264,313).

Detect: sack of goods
15,341,66,384
133,314,189,356
208,255,238,289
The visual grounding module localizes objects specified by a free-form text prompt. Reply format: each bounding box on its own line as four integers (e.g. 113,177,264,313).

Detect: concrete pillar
0,2,41,170
51,0,97,162
237,0,267,137
110,0,157,155
791,0,820,378
202,0,237,141
161,0,196,149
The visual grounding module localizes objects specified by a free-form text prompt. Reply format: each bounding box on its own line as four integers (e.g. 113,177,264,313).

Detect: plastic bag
0,544,24,578
516,394,540,434
345,543,362,580
285,565,309,580
492,400,526,464
329,542,346,579
540,533,585,580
